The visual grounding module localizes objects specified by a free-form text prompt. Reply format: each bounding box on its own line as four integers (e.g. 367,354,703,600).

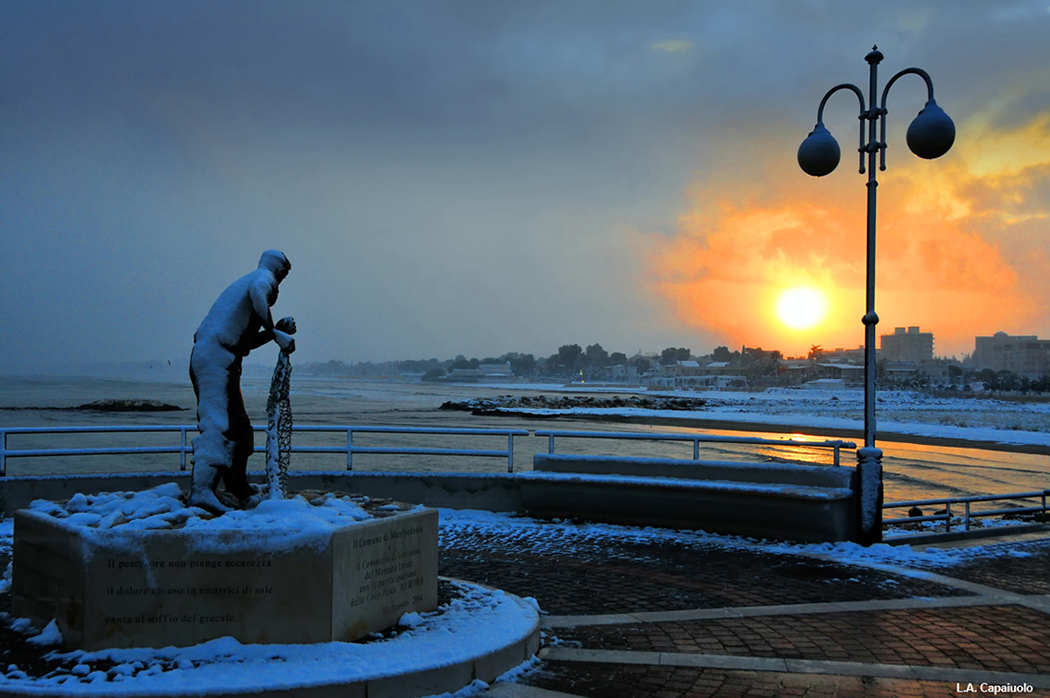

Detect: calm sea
1,372,1048,504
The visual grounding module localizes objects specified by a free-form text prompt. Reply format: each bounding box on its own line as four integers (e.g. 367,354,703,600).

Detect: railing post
1,429,6,477
946,502,952,532
693,438,699,460
965,501,971,531
833,444,840,467
548,434,554,454
507,433,514,473
347,428,353,471
180,427,188,471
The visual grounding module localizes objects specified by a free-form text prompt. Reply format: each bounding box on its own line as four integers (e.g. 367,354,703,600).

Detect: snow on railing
0,425,529,475
883,491,1050,536
535,429,856,466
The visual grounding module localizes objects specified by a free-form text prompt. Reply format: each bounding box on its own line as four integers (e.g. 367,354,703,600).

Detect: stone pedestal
12,506,438,650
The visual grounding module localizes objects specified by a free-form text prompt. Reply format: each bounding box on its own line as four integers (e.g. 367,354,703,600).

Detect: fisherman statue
188,249,296,512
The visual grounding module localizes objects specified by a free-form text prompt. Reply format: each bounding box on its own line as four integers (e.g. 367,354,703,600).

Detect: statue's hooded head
259,250,291,281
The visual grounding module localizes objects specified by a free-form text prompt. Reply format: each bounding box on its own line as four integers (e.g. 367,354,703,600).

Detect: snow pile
26,620,63,647
26,484,389,553
28,484,200,532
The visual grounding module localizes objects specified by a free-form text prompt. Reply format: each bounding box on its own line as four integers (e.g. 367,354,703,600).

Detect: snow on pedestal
11,484,438,650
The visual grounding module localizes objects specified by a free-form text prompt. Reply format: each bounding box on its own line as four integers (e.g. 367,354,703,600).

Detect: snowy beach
2,374,1049,503
447,386,1050,453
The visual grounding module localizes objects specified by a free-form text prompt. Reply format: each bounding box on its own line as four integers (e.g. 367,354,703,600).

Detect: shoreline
483,410,1050,456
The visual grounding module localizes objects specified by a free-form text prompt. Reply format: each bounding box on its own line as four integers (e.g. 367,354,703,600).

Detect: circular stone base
0,579,541,698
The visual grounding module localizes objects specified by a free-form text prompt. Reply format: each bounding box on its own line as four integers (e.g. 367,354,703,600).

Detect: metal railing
298,425,529,472
884,490,1050,534
535,429,856,466
0,425,529,475
5,425,1047,535
0,426,197,476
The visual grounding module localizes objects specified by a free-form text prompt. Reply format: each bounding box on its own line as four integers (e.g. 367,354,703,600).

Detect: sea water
1,370,1048,505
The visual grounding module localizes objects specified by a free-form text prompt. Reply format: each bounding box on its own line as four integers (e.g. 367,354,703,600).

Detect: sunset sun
775,287,828,330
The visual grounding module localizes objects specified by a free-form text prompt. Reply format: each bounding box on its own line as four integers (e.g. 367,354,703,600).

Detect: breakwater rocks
439,394,707,415
1,399,185,412
76,399,185,412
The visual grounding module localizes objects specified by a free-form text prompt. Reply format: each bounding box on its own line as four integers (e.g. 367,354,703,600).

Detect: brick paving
548,605,1050,673
523,662,962,698
897,538,1050,596
435,519,1050,697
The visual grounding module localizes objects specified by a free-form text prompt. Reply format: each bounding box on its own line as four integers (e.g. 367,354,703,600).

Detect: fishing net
265,350,292,499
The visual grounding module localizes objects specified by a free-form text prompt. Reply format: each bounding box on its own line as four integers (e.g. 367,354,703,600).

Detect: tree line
298,343,709,381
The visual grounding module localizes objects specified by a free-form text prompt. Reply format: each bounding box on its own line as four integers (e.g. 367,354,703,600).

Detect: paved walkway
438,517,1050,698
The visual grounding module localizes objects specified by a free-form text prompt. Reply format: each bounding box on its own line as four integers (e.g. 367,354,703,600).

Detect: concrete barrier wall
534,453,854,489
287,472,526,513
517,473,855,543
0,471,525,518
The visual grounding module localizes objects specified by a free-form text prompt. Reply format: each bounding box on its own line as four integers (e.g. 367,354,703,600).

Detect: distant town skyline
4,2,1050,373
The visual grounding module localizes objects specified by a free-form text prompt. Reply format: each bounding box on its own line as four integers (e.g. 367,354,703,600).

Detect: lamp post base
856,447,884,545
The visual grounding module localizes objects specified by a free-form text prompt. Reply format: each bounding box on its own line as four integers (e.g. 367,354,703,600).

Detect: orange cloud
646,113,1050,358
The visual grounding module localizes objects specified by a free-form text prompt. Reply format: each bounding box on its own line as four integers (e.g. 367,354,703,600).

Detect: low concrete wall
533,454,854,489
0,471,526,518
289,472,526,513
527,454,857,542
517,472,855,543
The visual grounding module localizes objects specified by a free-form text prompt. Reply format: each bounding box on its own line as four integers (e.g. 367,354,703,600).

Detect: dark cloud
2,1,1049,370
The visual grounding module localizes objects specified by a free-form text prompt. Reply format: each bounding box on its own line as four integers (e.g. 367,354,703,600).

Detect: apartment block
973,331,1050,377
880,326,933,363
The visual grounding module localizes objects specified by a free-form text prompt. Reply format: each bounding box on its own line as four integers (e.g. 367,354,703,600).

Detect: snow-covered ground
436,507,970,568
0,579,536,696
1,504,1044,695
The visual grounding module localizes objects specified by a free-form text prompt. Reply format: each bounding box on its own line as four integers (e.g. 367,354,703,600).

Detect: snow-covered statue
189,250,296,513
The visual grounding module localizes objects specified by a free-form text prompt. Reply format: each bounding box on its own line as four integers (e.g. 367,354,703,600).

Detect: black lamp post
797,46,955,544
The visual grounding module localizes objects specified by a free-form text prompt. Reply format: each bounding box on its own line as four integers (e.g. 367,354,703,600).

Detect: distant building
820,346,865,363
918,359,953,382
880,326,933,362
881,358,954,384
800,378,850,391
973,331,1050,377
444,361,515,382
643,360,747,390
816,362,864,383
883,362,918,382
779,359,818,386
609,364,639,382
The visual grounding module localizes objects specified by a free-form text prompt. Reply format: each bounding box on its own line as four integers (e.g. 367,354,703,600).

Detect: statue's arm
248,277,295,353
